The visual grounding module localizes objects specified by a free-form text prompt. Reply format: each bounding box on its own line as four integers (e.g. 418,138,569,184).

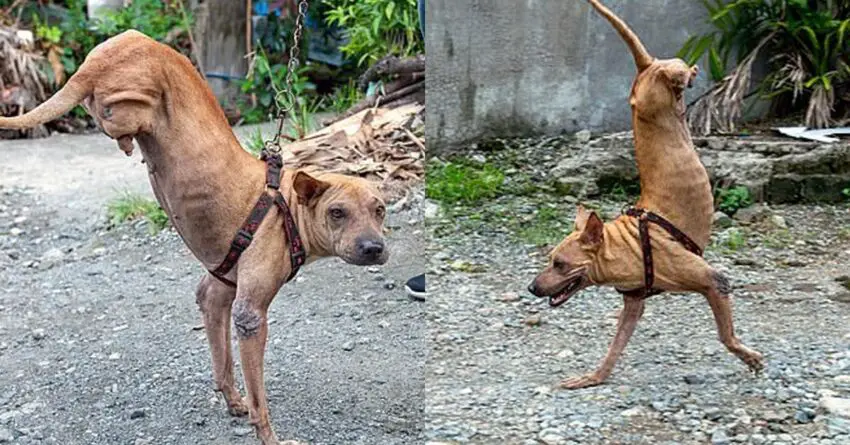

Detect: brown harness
209,150,306,288
616,206,703,298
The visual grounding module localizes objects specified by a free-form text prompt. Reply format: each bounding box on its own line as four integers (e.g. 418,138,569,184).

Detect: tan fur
529,1,763,390
0,31,388,445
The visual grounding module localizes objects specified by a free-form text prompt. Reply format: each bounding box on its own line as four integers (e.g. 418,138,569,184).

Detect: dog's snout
527,281,541,297
356,238,385,258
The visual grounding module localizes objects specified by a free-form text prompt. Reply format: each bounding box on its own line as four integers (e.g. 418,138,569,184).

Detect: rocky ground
0,127,426,445
425,136,850,445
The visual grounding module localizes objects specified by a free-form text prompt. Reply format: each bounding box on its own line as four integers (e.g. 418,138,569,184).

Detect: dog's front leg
232,295,280,445
560,295,645,389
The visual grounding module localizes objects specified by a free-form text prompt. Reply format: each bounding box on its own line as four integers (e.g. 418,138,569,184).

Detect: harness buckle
232,229,254,252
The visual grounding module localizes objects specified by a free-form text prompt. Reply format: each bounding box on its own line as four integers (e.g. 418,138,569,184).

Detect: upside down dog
528,0,764,389
0,30,390,445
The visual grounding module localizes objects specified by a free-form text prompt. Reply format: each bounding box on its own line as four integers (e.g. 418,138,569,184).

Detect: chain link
267,0,309,153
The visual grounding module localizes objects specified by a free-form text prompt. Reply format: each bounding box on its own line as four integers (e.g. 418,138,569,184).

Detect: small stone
109,353,121,360
820,396,850,418
130,409,146,419
574,129,592,143
711,429,730,445
683,374,705,385
9,228,22,236
794,409,815,424
763,410,788,423
233,427,253,437
31,329,45,341
768,215,787,229
0,427,11,443
621,406,646,417
523,314,542,326
713,211,734,228
499,292,521,303
13,216,26,224
341,341,355,351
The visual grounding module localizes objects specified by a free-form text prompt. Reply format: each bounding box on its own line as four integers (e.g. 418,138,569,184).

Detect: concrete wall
425,0,713,150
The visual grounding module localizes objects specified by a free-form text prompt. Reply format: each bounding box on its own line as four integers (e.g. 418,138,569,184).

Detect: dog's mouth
548,274,587,307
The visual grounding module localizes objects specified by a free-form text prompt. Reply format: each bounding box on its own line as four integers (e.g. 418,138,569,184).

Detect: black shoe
405,274,426,301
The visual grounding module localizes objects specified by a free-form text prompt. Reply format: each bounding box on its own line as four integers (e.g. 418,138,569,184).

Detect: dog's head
631,59,699,116
527,205,605,307
293,170,388,266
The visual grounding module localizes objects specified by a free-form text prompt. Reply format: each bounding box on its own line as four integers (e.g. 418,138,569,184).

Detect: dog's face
527,205,604,307
631,59,699,116
293,171,389,266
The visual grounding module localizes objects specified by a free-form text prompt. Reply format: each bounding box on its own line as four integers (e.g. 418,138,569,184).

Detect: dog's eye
376,205,386,219
329,208,346,219
553,259,566,271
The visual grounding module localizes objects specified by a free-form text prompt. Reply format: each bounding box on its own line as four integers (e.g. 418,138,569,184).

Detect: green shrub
426,161,505,204
323,0,423,67
107,193,169,234
679,0,850,128
715,186,753,215
57,0,192,78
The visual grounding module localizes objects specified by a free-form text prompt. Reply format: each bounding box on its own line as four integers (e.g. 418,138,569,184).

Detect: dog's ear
579,211,604,246
293,171,331,205
574,204,591,230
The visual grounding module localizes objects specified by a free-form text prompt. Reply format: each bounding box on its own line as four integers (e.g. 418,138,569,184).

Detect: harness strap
209,150,306,288
617,207,703,298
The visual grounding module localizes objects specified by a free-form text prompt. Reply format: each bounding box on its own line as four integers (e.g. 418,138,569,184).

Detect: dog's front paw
558,373,605,390
743,350,765,375
227,398,249,417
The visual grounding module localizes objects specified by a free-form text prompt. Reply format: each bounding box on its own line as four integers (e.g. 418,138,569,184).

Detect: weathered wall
425,0,713,150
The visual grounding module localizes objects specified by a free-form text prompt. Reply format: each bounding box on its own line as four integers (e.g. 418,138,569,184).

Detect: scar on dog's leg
561,295,645,390
233,297,280,445
195,275,248,417
703,269,764,373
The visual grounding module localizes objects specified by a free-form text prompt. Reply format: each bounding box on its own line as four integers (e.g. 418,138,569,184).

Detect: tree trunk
190,0,248,99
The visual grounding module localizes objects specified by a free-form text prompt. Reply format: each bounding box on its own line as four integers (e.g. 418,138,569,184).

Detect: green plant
323,0,423,66
57,0,192,78
244,128,267,156
715,186,753,215
328,80,363,113
239,49,318,133
680,0,850,130
721,228,747,251
426,160,505,204
843,187,850,198
516,206,573,247
107,193,169,233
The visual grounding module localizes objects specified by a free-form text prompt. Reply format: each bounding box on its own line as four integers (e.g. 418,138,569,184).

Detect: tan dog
528,0,763,389
0,30,389,445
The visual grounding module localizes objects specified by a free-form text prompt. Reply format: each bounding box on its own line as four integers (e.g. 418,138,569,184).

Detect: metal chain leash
266,0,309,153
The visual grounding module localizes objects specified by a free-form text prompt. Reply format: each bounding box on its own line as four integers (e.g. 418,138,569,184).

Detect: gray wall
426,0,712,150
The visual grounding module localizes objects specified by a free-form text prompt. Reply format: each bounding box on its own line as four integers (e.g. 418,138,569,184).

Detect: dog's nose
527,282,540,296
356,238,385,258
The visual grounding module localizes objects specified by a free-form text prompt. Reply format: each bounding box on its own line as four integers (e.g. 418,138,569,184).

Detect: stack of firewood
275,54,426,201
328,54,425,123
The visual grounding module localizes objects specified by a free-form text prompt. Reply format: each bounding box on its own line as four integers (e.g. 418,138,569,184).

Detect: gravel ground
425,139,850,445
0,127,425,445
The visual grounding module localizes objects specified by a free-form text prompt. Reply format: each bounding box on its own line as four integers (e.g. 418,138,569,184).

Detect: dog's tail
0,75,90,129
587,0,654,72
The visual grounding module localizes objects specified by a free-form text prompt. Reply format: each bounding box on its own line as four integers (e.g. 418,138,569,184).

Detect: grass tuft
426,160,505,204
107,193,169,234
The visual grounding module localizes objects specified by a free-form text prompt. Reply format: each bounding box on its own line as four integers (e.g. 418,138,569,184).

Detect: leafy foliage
426,160,505,204
679,0,850,129
56,0,192,78
323,0,423,67
107,192,169,234
715,186,753,215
